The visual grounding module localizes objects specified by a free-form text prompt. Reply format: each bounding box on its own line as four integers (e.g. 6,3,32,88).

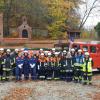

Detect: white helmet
7,49,11,52
48,52,51,56
0,48,4,51
63,50,67,53
71,48,75,52
55,52,59,55
78,49,82,52
52,48,55,51
15,49,19,52
21,48,24,51
44,51,48,54
23,50,28,53
85,52,89,56
40,48,43,51
41,53,44,56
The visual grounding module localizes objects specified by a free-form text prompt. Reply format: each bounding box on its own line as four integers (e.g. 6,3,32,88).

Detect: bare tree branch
79,0,99,29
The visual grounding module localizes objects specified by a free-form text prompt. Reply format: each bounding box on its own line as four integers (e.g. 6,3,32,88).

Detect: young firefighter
23,50,30,80
66,52,73,82
70,48,76,82
15,52,24,81
46,52,53,80
82,52,93,85
60,50,67,80
38,53,46,79
29,52,38,80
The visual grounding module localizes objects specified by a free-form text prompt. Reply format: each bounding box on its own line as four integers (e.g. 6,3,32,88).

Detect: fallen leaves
3,87,33,100
93,76,100,81
93,92,100,100
87,92,100,100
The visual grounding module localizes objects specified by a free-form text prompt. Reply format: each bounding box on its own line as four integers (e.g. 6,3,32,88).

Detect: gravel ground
0,75,100,100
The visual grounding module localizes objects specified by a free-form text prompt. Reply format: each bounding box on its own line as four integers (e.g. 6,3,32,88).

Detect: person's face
15,51,18,54
71,51,74,54
55,54,58,57
53,50,55,53
7,51,10,54
41,55,44,58
25,53,28,56
18,53,21,57
1,50,4,54
85,55,89,59
34,55,36,58
79,52,82,55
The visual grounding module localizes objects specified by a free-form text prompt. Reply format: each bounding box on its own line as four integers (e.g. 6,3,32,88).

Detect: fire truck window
83,46,88,52
90,46,96,53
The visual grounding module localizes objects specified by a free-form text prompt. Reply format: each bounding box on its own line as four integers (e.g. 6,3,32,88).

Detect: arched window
22,29,28,38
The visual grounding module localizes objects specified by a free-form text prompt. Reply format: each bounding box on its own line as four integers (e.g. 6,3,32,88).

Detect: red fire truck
72,41,100,70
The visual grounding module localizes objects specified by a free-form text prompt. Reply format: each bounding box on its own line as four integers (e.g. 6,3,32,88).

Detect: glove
21,64,23,66
30,64,35,68
38,65,40,70
18,64,22,69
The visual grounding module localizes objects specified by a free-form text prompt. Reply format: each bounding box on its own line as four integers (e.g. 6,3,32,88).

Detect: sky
80,0,100,29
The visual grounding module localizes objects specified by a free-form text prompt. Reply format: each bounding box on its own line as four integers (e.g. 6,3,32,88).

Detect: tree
43,0,81,39
0,0,82,39
79,0,100,29
95,22,100,38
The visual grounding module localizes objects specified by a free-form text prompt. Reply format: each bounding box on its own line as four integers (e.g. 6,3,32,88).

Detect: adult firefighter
15,52,24,81
82,52,93,85
77,49,84,83
74,49,84,83
38,53,46,79
2,49,12,81
0,48,5,81
29,52,38,80
11,49,19,78
46,52,53,80
53,52,61,80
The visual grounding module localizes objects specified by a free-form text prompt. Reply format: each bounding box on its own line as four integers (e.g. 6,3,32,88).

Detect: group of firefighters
0,47,93,85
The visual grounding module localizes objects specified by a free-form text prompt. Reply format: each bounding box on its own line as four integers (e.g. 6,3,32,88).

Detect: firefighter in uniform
77,49,84,83
0,48,5,81
53,52,61,80
29,52,38,80
15,52,24,81
74,49,84,83
0,53,2,81
46,52,53,80
38,53,46,79
60,50,67,80
23,51,30,80
11,49,19,77
66,52,73,82
82,52,93,85
2,49,12,81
